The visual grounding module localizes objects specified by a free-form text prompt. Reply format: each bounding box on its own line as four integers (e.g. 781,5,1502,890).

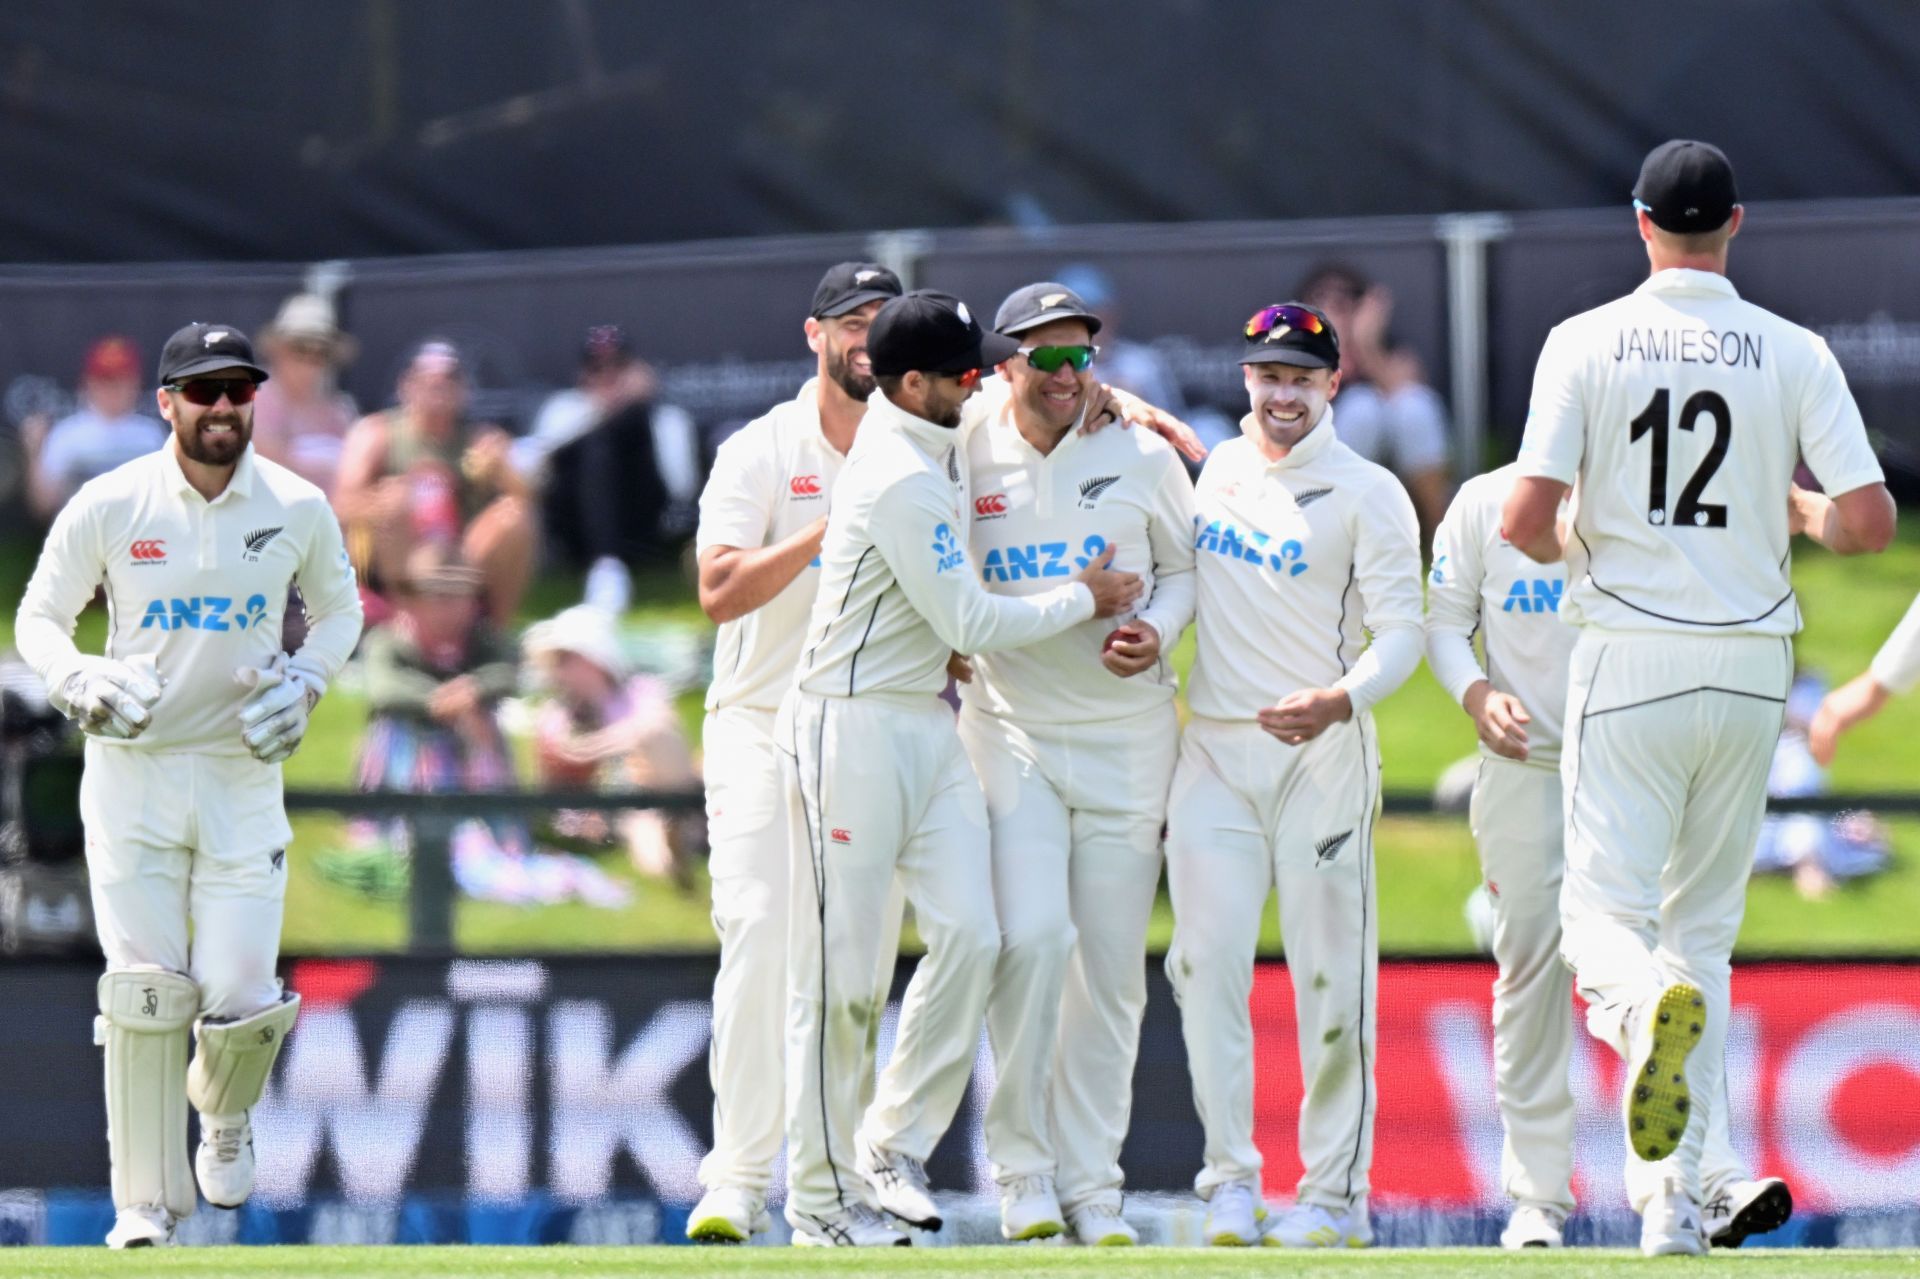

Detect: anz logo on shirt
931,523,966,575
979,535,1109,583
1194,516,1307,578
1502,578,1564,614
139,593,271,632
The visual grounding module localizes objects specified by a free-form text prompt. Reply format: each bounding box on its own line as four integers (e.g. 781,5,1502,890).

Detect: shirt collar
1237,403,1338,472
163,438,256,503
867,388,963,459
1635,268,1741,300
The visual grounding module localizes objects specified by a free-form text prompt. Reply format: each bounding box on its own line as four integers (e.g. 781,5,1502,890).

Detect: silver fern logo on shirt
1293,486,1335,510
242,526,285,562
1077,475,1121,509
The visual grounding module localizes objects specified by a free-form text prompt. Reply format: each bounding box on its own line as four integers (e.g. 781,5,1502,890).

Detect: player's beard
826,342,876,403
177,409,251,467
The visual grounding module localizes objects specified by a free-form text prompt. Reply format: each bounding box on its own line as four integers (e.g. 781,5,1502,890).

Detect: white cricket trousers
1164,714,1380,1210
782,690,1000,1222
957,701,1177,1213
1474,756,1758,1216
80,741,290,1019
1558,629,1791,1207
700,707,902,1195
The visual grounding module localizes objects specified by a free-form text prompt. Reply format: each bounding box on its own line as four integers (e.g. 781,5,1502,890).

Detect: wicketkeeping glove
52,655,163,740
236,653,322,764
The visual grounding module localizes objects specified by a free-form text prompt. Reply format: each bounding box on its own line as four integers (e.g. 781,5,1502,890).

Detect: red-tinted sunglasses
1244,304,1329,341
947,367,983,390
165,377,258,407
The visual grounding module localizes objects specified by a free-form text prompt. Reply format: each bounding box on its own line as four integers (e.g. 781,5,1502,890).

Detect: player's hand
1074,543,1144,618
801,514,828,559
54,655,163,740
1078,385,1207,462
462,429,514,487
1099,620,1161,678
236,654,321,764
1464,681,1532,761
1257,687,1352,746
946,651,974,685
1808,672,1890,766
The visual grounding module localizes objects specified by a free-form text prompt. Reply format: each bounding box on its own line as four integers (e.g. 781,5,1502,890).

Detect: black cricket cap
1240,302,1340,370
868,290,1019,377
157,322,269,385
994,281,1104,338
1633,140,1739,234
811,262,904,319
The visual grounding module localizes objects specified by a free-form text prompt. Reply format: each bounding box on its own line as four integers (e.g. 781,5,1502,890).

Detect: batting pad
95,966,200,1218
187,992,300,1119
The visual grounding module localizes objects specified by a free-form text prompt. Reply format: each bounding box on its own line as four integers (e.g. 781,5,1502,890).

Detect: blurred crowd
11,263,1459,907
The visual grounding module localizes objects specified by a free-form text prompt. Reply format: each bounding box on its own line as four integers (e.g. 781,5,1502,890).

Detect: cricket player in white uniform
958,282,1196,1246
1428,464,1794,1251
688,262,906,1242
1166,303,1423,1249
1502,140,1894,1256
15,323,363,1248
780,290,1143,1246
1808,590,1920,766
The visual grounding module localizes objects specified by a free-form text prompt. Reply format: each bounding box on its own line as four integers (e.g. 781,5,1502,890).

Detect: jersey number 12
1628,387,1730,528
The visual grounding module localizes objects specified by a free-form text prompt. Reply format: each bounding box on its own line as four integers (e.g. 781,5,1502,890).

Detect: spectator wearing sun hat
251,293,361,494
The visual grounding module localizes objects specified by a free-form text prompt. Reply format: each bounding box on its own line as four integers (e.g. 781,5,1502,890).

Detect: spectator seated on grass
523,604,703,890
332,546,629,909
1753,672,1892,900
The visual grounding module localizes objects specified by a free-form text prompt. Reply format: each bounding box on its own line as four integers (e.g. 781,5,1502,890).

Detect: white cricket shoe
1202,1179,1261,1246
686,1185,770,1243
1068,1204,1138,1246
1500,1203,1567,1249
105,1204,176,1249
195,1113,254,1209
999,1174,1065,1241
1263,1200,1371,1248
1641,1178,1707,1257
790,1203,909,1247
1625,982,1705,1163
857,1139,941,1230
1705,1176,1792,1248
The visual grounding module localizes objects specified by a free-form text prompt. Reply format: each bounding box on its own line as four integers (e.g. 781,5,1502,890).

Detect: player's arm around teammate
1165,303,1422,1250
1809,591,1920,765
15,323,363,1249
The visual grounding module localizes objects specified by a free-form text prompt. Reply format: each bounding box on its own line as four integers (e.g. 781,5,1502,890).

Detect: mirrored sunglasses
1244,304,1328,341
1020,344,1099,373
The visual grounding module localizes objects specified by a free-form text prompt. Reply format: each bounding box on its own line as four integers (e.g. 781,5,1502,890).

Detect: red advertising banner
1250,961,1920,1212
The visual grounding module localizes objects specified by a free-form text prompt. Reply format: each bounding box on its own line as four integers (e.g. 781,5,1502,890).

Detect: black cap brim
164,356,270,383
814,289,897,319
999,308,1104,338
957,329,1022,372
1242,348,1336,370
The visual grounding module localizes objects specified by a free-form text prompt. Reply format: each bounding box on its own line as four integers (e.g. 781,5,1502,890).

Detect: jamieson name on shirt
1612,327,1763,369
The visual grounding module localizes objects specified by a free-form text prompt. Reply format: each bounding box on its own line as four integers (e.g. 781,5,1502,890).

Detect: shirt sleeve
1514,323,1587,485
695,421,777,556
1870,592,1920,696
288,500,366,694
870,476,1094,655
1333,474,1425,716
14,488,106,694
1134,446,1198,648
1794,335,1886,498
1423,484,1490,706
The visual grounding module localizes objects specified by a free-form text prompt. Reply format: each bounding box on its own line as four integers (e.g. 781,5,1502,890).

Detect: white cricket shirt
16,443,364,755
1870,592,1920,696
794,391,1094,700
1517,268,1884,636
696,380,849,712
960,402,1196,724
1186,408,1424,722
1426,463,1575,768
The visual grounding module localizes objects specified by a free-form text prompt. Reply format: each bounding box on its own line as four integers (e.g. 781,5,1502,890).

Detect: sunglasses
945,367,984,390
1244,304,1330,342
1019,344,1099,373
165,377,258,407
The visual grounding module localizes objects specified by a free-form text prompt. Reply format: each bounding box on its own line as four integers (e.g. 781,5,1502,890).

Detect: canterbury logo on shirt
1194,517,1308,577
129,539,167,563
789,475,823,498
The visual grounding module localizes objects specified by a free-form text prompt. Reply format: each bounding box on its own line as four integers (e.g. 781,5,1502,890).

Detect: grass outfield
8,1246,1920,1278
3,534,1917,957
